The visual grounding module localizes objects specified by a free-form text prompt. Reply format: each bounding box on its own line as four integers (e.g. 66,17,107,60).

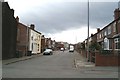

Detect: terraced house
80,8,120,66
16,16,29,57
97,8,120,52
28,24,42,54
2,2,17,60
95,8,120,66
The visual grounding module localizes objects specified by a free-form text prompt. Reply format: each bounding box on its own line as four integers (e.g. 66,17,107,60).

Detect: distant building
55,42,64,50
63,42,69,50
2,2,17,60
28,24,42,54
44,38,52,49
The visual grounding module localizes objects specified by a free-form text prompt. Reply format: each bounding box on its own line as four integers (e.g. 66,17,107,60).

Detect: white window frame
114,38,120,50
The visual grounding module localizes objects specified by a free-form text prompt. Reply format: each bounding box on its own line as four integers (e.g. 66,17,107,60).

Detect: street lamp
87,0,90,62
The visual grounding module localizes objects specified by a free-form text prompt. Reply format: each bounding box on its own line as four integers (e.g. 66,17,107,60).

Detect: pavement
2,53,43,65
74,51,95,68
74,51,118,75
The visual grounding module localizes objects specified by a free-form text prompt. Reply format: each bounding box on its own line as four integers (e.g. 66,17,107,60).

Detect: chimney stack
30,24,35,30
97,28,100,32
42,35,45,37
114,8,120,20
16,16,19,22
91,34,94,37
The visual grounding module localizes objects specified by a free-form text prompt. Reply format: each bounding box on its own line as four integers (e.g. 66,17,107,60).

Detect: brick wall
16,22,28,57
95,53,119,66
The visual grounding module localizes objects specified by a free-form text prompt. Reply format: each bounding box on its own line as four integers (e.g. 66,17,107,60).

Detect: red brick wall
16,23,28,56
41,38,45,52
95,53,119,66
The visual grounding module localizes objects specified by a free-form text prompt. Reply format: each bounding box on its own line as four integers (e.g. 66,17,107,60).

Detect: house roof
97,17,120,33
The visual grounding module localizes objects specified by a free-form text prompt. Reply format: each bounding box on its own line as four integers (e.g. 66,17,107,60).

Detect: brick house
41,35,45,53
45,38,52,49
81,8,120,66
2,2,17,60
93,8,120,66
97,8,120,52
55,42,64,50
16,16,29,57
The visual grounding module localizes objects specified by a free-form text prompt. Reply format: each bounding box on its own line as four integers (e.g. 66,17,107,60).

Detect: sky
5,0,120,44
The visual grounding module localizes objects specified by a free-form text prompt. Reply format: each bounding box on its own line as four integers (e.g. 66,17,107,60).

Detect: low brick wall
95,53,119,66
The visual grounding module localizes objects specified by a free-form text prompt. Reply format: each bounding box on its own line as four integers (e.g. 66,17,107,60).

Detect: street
2,51,118,78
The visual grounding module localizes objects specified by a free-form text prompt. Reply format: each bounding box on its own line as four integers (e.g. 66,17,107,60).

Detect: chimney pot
114,8,120,20
16,16,19,22
97,28,100,32
30,24,35,30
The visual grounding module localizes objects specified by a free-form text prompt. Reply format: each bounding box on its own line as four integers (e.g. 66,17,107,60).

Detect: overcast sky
5,0,120,44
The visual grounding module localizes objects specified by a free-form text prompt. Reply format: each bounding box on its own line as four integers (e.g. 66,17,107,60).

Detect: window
31,36,33,40
17,28,20,41
38,44,39,51
32,43,33,50
104,31,107,36
104,37,109,50
113,22,116,32
109,39,112,49
114,38,120,49
101,42,104,49
99,34,101,38
108,26,111,35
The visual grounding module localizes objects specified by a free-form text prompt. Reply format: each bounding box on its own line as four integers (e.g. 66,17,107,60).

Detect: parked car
43,49,53,55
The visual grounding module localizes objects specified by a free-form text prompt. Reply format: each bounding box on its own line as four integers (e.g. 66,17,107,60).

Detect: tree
89,41,102,52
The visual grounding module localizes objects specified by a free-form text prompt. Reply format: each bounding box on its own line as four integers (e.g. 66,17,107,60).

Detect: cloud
45,26,97,43
6,0,119,43
89,2,118,28
14,2,117,34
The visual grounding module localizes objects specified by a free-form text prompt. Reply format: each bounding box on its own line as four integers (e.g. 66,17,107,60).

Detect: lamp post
87,0,90,62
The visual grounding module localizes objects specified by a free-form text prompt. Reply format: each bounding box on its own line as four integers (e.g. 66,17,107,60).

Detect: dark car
43,49,53,55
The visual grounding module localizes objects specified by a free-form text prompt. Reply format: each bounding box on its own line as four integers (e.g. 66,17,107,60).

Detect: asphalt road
2,51,118,78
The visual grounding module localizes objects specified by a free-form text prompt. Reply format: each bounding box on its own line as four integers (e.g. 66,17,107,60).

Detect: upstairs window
113,22,116,32
104,31,107,36
108,26,111,35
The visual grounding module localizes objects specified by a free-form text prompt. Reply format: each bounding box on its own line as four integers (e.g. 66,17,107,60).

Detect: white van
69,45,74,52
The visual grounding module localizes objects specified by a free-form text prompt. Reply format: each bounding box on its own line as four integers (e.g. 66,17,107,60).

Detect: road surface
2,51,118,78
